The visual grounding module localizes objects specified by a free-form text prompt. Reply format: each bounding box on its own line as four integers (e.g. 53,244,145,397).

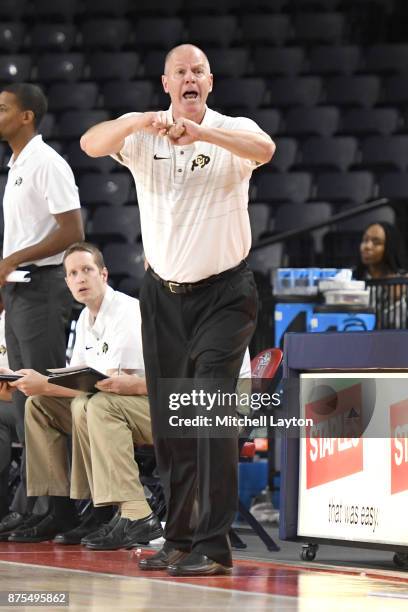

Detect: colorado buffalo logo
191,154,210,171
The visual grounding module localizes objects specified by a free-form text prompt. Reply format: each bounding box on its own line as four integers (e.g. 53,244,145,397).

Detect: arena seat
102,243,145,280
336,204,395,230
206,48,249,77
30,24,77,52
364,44,408,73
316,171,375,204
0,0,26,19
90,206,142,245
341,108,400,136
57,110,110,139
379,173,408,200
254,172,312,204
83,0,130,18
132,18,183,49
88,52,140,81
0,23,24,53
293,12,345,44
241,14,291,46
359,136,408,172
247,243,283,274
48,82,99,111
188,16,238,47
285,107,340,137
32,0,81,21
248,204,271,242
307,45,361,75
325,75,380,107
268,76,322,107
297,136,358,171
253,47,305,76
0,54,31,82
66,142,117,174
79,173,132,207
103,81,154,112
213,78,266,109
36,53,84,82
80,19,131,51
247,109,282,137
382,76,408,107
266,137,298,172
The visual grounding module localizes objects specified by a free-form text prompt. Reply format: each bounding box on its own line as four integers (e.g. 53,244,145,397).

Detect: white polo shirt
3,134,81,266
71,285,144,375
113,106,264,283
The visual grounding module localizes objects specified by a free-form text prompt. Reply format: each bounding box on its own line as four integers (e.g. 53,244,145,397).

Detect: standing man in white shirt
80,44,275,576
0,83,84,536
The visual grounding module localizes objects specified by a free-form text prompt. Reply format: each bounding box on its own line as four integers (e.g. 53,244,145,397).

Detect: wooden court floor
0,542,408,611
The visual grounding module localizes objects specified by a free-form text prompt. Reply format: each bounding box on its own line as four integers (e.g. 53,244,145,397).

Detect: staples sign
305,383,363,489
390,399,408,495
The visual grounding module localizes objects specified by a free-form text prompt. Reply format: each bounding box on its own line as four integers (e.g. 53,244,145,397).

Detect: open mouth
183,91,198,100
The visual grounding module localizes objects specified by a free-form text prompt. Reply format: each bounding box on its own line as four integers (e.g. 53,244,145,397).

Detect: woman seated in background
354,221,408,328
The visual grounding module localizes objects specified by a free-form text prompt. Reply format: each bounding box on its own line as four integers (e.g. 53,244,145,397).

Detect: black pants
1,266,73,514
139,264,258,565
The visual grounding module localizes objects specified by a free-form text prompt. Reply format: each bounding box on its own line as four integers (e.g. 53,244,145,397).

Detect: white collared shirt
113,106,264,283
70,286,144,375
3,134,81,266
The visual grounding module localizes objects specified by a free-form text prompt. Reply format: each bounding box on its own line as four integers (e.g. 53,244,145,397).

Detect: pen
118,363,121,376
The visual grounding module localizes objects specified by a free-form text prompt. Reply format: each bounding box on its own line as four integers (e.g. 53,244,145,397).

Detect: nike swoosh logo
85,346,93,350
154,154,170,160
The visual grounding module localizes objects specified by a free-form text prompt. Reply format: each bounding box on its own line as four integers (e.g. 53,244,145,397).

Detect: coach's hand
11,369,48,397
166,117,201,145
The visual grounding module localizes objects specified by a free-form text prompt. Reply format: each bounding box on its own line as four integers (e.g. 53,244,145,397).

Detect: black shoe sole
167,565,233,577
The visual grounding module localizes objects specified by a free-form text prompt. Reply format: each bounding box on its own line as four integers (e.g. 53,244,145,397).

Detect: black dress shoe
86,513,163,550
0,512,46,541
167,552,233,576
139,546,190,571
80,513,121,546
8,513,78,543
0,512,25,541
54,511,110,545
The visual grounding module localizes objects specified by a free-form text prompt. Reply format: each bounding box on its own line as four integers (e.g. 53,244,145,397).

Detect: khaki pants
25,392,152,507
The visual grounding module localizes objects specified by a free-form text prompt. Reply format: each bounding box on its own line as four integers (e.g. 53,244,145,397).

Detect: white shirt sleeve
110,112,142,167
38,155,81,215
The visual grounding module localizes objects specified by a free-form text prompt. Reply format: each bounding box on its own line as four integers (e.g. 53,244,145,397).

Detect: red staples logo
305,384,363,489
390,399,408,495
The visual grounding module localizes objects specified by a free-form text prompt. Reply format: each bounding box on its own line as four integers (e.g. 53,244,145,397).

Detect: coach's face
0,91,30,142
162,46,213,122
65,251,108,306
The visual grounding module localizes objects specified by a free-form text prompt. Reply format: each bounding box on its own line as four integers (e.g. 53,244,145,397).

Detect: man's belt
148,261,247,294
